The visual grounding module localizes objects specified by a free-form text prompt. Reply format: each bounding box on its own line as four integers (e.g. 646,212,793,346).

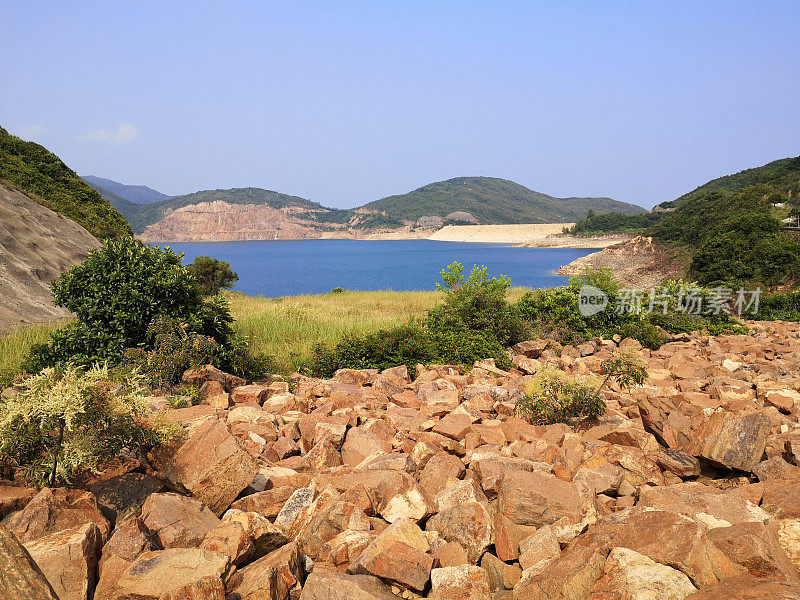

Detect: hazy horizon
3,1,799,209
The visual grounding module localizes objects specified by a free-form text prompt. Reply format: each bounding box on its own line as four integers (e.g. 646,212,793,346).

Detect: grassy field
0,287,531,383
0,321,66,387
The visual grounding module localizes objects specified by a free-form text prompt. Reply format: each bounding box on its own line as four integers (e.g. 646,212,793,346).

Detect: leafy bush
756,290,800,321
568,209,664,236
515,348,647,426
515,367,604,426
187,256,239,296
0,365,178,485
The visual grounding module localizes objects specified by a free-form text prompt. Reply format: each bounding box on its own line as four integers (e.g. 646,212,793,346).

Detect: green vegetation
515,348,647,426
24,238,255,382
360,177,645,225
0,126,131,238
0,322,65,389
0,365,177,485
187,255,240,296
567,155,800,288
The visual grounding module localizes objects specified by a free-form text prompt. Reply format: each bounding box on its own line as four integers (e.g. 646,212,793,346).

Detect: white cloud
84,123,139,144
14,124,45,140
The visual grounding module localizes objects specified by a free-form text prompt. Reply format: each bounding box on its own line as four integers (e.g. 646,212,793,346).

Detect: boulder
158,418,259,515
692,412,771,472
588,547,697,600
222,509,289,557
226,541,304,600
0,484,36,518
24,522,102,600
430,565,492,600
657,449,702,478
89,472,166,524
683,575,800,599
3,487,111,543
426,501,494,564
140,492,221,548
0,523,59,600
497,470,586,527
299,571,399,600
707,521,800,581
200,521,254,566
102,548,229,600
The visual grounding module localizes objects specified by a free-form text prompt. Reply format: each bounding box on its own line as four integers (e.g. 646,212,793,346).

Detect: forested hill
0,127,131,239
359,176,645,225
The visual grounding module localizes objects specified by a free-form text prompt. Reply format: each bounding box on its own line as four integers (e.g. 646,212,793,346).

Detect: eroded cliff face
0,183,100,332
138,201,348,242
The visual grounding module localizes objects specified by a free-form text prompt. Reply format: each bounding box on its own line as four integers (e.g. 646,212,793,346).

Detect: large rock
588,547,697,600
707,521,800,582
683,575,800,599
226,541,304,600
693,412,771,472
426,501,494,564
3,487,111,543
0,523,59,600
430,565,492,600
638,482,769,527
158,418,259,515
24,522,102,600
299,571,399,600
140,492,221,548
497,470,586,527
90,472,166,524
102,548,229,600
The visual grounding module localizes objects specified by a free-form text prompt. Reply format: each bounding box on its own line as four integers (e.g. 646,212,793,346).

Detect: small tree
187,256,239,296
597,347,648,393
0,365,178,485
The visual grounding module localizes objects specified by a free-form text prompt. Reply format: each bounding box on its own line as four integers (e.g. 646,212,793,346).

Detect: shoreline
142,223,630,249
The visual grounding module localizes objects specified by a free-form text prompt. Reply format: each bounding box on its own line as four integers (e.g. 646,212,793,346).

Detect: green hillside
82,175,170,204
0,127,131,238
360,176,644,224
570,155,800,287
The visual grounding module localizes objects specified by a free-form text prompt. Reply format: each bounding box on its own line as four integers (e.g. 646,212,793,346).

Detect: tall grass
228,288,528,372
0,321,66,387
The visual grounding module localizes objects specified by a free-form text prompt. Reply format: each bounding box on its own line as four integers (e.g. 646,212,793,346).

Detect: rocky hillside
3,323,800,598
0,183,100,332
101,176,645,241
81,175,171,205
0,127,131,239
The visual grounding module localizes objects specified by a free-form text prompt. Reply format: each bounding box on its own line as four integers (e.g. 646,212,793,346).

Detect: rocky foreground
3,323,800,599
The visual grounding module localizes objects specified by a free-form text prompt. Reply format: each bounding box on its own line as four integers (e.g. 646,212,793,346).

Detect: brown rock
588,546,697,600
497,470,586,527
657,449,702,478
519,525,560,571
103,548,229,600
90,472,166,524
158,577,227,600
432,413,473,441
638,482,769,527
298,571,398,600
481,552,521,591
231,384,269,404
426,501,494,564
4,487,111,543
430,565,492,600
222,510,289,557
226,541,304,600
341,428,392,466
0,484,36,518
683,575,800,599
436,541,469,567
707,521,800,582
141,492,221,548
0,523,59,600
693,411,770,472
24,522,102,600
761,479,800,519
230,486,295,519
493,513,535,561
200,522,254,566
158,418,259,515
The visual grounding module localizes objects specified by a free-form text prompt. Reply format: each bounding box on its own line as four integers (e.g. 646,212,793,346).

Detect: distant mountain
0,127,131,238
81,175,171,204
359,177,645,226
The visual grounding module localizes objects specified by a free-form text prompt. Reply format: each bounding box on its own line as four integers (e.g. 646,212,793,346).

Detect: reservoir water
156,239,597,297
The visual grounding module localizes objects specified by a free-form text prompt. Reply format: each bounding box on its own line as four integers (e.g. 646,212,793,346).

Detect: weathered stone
104,548,229,600
519,524,560,572
200,521,254,566
231,384,269,404
426,501,494,564
493,512,535,562
657,449,702,478
141,492,221,548
497,470,586,527
588,546,697,600
432,413,473,441
0,523,59,600
341,428,392,467
230,486,295,519
430,565,492,600
321,529,376,569
299,571,398,600
90,472,166,524
222,509,289,557
707,521,800,582
638,482,769,527
226,541,303,600
158,418,259,515
158,577,227,600
481,552,521,591
0,484,36,518
436,541,470,567
682,575,800,599
24,522,102,600
380,484,432,523
274,486,316,531
693,411,770,472
4,487,111,543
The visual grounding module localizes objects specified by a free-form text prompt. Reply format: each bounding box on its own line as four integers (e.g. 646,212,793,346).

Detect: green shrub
0,365,178,485
187,256,239,296
757,291,800,321
515,367,604,426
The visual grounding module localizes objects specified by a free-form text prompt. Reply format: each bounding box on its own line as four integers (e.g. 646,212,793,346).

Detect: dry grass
0,321,67,387
0,288,531,382
228,287,529,372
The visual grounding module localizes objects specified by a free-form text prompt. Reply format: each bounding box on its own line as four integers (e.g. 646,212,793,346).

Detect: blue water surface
155,239,597,297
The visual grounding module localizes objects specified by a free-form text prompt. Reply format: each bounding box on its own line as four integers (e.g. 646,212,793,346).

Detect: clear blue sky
2,1,798,209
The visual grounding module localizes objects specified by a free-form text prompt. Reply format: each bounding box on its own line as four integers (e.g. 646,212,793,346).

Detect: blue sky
2,1,798,209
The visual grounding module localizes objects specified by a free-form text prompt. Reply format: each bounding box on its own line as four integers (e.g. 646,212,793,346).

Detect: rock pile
3,321,800,599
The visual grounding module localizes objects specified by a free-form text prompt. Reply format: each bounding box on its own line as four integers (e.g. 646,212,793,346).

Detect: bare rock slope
0,183,100,333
